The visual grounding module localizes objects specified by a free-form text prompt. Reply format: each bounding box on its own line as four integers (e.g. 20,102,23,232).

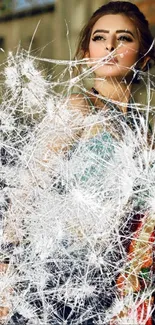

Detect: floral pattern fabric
111,213,155,324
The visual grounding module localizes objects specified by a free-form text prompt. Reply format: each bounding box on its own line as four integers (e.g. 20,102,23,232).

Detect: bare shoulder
67,93,89,116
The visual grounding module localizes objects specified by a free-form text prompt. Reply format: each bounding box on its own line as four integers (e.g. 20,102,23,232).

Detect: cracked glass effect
0,49,155,324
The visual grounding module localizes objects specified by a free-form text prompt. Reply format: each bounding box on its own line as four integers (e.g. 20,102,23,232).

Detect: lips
102,57,118,64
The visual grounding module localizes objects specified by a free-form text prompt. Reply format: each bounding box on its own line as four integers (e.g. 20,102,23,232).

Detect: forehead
91,14,137,34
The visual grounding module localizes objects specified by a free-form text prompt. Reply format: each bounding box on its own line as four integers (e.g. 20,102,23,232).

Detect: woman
67,1,155,324
0,1,155,324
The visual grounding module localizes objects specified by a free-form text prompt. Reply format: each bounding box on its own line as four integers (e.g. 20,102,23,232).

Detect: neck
94,78,132,112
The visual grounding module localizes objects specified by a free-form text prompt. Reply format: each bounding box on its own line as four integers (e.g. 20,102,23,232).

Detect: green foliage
0,0,12,16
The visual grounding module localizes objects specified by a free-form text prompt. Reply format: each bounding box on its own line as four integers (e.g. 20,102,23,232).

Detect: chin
95,67,132,80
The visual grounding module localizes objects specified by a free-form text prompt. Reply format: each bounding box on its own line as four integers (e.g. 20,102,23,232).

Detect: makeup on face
88,14,140,80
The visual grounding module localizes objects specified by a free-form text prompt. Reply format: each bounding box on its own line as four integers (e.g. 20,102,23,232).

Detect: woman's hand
0,306,9,319
0,263,10,322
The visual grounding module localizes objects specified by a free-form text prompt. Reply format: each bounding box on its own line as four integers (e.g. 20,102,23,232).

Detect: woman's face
87,14,140,80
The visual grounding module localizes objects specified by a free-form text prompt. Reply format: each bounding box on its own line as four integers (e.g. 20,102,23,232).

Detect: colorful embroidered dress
77,90,155,324
112,213,155,324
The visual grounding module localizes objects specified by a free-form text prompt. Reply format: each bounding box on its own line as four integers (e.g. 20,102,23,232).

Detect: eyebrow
92,29,135,38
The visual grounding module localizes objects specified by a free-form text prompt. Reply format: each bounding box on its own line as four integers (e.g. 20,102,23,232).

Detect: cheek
89,48,98,59
88,43,103,58
118,47,139,65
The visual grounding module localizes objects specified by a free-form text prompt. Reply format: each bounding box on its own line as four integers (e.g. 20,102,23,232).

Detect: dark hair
74,1,155,72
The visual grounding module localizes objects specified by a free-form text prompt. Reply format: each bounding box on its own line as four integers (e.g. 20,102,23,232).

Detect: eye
92,35,106,42
118,35,133,42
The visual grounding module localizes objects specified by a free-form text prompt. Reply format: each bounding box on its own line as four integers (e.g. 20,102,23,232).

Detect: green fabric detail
140,268,151,280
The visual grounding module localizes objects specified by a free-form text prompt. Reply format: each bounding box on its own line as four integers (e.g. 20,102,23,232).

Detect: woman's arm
36,94,89,167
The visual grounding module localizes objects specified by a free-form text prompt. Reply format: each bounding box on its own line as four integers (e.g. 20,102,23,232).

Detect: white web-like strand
0,49,155,324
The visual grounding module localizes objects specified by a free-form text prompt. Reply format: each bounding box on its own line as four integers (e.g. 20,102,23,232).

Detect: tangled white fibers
0,49,155,324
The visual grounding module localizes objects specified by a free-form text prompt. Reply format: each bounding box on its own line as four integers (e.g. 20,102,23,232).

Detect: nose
106,44,115,52
105,37,115,52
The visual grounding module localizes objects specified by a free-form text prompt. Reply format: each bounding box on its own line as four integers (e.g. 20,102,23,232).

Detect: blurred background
0,0,154,73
